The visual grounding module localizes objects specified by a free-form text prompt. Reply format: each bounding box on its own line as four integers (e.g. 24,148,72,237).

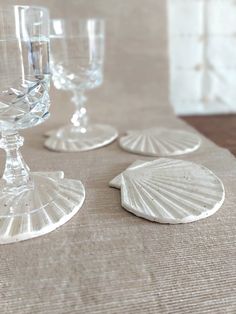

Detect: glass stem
0,131,33,193
70,89,88,133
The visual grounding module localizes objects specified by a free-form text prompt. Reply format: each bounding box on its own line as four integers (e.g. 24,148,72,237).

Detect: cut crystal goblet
44,19,118,152
0,6,85,244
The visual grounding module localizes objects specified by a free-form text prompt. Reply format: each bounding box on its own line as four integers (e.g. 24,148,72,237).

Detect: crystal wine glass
44,19,118,152
0,6,85,244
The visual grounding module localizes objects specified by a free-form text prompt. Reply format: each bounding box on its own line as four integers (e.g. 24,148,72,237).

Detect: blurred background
2,0,235,118
2,0,169,130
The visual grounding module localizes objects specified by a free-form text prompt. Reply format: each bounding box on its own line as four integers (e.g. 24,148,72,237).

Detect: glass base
0,171,85,244
44,124,118,152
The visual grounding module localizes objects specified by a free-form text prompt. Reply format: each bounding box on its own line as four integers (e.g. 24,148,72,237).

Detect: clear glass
45,18,117,152
0,5,50,193
0,6,85,244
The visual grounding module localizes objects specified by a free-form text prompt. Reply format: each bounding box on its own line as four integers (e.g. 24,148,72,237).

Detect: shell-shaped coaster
45,124,118,152
0,172,85,244
110,159,225,224
119,128,201,156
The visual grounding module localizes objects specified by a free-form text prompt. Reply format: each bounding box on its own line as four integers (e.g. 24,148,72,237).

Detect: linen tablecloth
0,0,235,313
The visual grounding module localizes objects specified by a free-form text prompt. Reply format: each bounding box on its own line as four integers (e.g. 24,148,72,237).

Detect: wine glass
44,19,118,152
0,5,85,244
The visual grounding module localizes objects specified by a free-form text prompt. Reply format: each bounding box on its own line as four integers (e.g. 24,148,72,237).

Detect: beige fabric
0,1,235,313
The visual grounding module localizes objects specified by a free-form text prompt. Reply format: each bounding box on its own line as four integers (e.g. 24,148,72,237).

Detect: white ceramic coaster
0,172,85,244
110,159,225,224
119,128,201,156
44,124,118,152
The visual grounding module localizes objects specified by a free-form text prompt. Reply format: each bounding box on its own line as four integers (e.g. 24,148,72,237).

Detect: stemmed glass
44,19,118,152
0,6,85,244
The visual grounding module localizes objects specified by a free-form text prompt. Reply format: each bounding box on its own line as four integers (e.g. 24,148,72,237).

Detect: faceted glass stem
0,131,33,194
70,89,88,133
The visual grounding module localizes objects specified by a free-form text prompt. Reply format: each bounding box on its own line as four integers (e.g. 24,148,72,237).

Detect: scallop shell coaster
119,128,201,156
110,159,225,224
0,172,85,244
44,124,118,152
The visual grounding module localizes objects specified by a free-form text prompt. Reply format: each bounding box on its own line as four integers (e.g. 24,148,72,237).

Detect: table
0,1,235,313
183,115,236,156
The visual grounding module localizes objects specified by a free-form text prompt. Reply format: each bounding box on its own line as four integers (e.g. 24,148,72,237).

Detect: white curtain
168,0,236,115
